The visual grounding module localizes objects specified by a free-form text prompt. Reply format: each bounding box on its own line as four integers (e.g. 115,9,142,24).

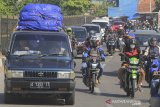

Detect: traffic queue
1,3,160,106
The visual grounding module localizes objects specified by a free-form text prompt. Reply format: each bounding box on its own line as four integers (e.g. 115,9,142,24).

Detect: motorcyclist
106,34,116,53
117,25,125,37
143,37,160,96
66,27,77,49
120,32,136,61
66,27,72,38
118,38,145,91
144,37,160,75
144,37,160,57
81,35,105,85
123,33,136,52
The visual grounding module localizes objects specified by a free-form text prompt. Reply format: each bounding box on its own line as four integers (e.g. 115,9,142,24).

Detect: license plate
109,43,115,45
30,82,50,89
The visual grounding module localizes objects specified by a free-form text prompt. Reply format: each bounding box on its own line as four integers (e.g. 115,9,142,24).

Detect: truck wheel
4,93,13,104
65,90,75,105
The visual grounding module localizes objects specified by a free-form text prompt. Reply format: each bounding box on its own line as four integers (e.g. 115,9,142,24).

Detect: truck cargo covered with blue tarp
108,0,138,20
17,4,63,31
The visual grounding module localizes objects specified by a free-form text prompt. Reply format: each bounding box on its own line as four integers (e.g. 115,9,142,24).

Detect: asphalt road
0,49,151,107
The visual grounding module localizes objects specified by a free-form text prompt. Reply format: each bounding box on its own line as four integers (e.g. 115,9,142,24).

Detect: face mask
130,44,135,49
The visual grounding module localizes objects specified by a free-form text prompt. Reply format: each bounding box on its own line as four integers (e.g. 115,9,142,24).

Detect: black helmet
90,36,100,48
150,37,157,42
129,38,136,44
150,37,157,46
89,30,96,36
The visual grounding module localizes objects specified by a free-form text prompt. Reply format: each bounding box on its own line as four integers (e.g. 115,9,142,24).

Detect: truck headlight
57,71,75,79
6,70,24,78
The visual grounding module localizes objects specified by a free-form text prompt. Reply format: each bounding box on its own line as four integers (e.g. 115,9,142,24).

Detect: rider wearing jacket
144,37,160,96
144,37,160,57
118,38,145,91
81,35,105,84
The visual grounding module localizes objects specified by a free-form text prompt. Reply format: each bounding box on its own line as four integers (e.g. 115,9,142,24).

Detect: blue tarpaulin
108,0,138,20
17,4,63,31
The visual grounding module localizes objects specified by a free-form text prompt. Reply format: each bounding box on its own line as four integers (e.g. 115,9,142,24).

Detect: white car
82,24,103,44
91,17,109,38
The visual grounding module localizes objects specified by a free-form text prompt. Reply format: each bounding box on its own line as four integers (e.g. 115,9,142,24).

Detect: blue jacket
82,47,105,60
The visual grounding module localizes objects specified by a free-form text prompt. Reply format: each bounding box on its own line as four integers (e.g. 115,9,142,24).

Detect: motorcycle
145,54,159,87
82,56,100,93
107,38,116,56
118,37,125,52
120,54,141,98
150,71,160,96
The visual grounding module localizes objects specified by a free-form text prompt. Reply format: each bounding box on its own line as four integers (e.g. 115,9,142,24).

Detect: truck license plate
30,82,50,89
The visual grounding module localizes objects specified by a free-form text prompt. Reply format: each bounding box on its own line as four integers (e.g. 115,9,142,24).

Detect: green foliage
61,0,91,15
0,0,7,15
0,0,91,15
0,0,33,15
0,0,113,16
155,0,160,11
91,1,115,16
156,0,160,3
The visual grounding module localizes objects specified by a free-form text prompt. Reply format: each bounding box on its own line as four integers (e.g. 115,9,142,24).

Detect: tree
90,1,115,16
0,0,8,15
0,0,33,15
155,0,160,11
61,0,91,15
0,0,91,16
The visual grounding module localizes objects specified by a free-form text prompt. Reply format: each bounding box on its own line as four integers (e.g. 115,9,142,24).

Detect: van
2,31,76,105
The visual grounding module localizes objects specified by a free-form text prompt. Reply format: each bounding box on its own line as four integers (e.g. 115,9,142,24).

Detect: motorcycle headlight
6,70,24,78
91,63,98,69
132,75,137,79
57,71,75,79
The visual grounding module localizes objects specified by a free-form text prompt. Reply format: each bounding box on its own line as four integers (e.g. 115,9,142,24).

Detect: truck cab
2,31,76,105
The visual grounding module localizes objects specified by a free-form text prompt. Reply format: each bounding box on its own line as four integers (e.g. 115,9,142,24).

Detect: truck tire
4,93,13,104
65,90,75,105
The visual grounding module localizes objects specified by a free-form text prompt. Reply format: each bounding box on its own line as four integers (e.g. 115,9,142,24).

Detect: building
137,0,156,13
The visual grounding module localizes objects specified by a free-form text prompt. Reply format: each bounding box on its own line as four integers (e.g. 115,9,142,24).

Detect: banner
108,0,138,19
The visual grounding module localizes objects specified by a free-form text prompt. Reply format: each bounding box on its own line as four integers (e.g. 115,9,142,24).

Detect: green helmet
66,27,72,32
66,27,72,37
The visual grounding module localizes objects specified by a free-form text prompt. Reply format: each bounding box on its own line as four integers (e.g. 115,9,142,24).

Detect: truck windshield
11,33,71,57
72,29,87,39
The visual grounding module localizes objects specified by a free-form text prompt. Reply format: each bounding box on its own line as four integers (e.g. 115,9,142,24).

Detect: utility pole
150,0,152,12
